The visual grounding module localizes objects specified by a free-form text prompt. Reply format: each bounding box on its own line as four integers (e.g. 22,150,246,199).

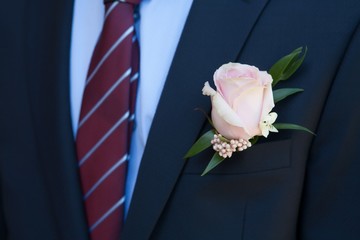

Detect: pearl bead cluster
211,134,252,158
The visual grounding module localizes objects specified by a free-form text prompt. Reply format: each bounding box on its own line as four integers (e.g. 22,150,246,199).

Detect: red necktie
76,0,140,239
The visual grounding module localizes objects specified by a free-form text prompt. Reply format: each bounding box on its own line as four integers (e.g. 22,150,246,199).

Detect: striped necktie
76,0,140,239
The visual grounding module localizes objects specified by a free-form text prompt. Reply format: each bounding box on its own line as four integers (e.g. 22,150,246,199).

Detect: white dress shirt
70,0,193,215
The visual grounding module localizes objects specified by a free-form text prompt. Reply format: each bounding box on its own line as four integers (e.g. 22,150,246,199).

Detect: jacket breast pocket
183,139,292,175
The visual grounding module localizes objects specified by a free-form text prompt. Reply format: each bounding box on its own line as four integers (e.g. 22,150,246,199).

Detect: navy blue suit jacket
1,0,359,239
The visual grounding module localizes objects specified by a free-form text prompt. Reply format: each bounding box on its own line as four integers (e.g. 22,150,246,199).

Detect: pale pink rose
202,62,274,140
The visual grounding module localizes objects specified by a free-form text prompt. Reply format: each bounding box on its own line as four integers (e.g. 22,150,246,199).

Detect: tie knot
104,0,141,5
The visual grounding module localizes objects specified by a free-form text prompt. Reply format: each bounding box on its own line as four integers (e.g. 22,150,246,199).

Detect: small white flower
260,112,278,138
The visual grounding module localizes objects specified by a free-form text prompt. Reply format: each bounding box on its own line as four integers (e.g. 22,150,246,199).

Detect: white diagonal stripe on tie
129,113,135,122
104,1,119,20
130,72,139,82
86,26,133,85
79,68,131,128
79,111,129,166
90,196,126,232
84,154,128,200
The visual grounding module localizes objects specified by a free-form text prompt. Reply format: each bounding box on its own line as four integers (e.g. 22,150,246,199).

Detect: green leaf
273,123,315,135
279,47,307,81
184,130,215,159
201,153,225,176
270,46,307,87
250,136,259,145
273,88,304,103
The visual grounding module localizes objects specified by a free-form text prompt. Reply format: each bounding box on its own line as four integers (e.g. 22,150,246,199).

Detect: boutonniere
185,47,314,176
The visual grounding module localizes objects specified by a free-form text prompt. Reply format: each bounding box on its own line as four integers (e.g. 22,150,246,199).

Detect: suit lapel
122,0,270,239
25,1,89,238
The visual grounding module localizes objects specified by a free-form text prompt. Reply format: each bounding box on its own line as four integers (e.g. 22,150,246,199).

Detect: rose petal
259,71,275,120
232,86,264,137
211,109,251,140
215,77,258,106
211,92,244,128
202,81,217,96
